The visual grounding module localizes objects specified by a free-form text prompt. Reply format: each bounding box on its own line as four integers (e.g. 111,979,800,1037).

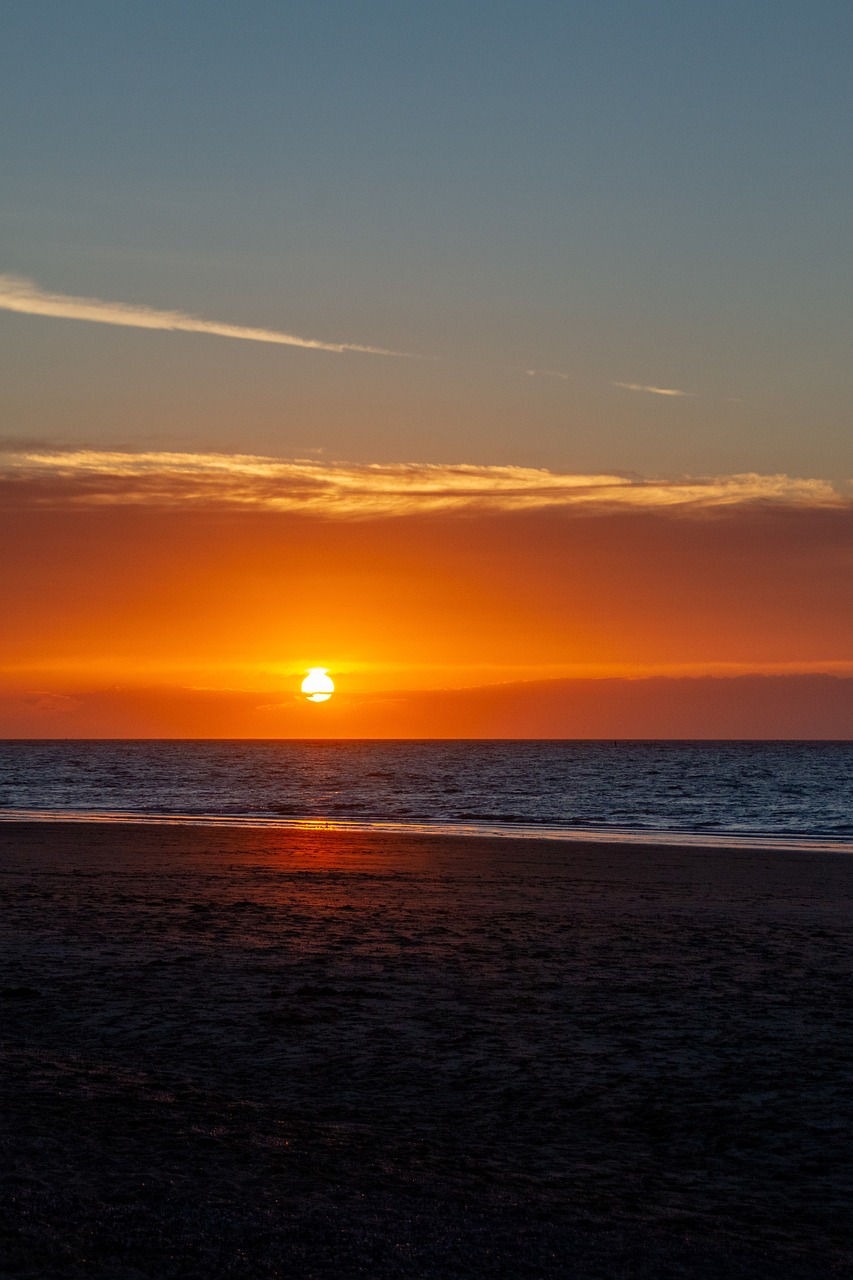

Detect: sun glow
301,668,335,702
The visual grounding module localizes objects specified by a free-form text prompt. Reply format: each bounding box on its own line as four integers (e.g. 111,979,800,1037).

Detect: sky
2,1,852,736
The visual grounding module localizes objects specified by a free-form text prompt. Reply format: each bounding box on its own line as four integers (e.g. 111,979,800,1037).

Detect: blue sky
1,0,851,477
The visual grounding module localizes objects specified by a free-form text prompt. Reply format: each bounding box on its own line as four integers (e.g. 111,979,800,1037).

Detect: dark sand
1,822,851,1278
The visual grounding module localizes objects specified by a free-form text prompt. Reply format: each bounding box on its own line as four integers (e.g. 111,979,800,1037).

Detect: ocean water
0,739,851,847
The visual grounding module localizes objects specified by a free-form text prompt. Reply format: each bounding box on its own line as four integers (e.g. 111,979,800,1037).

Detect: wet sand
1,821,851,1278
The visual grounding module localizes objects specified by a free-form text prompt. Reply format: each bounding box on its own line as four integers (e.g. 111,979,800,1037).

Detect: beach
1,821,851,1278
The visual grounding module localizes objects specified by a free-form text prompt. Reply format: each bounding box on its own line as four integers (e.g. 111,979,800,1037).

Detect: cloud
0,449,845,518
524,368,569,381
613,381,694,397
4,677,853,740
1,275,714,400
18,691,82,714
0,274,408,358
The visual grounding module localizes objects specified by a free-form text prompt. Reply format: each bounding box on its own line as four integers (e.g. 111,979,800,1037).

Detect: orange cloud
2,676,853,740
0,449,845,517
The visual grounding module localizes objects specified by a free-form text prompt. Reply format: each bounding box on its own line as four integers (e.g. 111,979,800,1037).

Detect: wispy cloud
0,274,408,357
0,449,844,518
1,274,715,401
613,381,694,397
524,367,569,381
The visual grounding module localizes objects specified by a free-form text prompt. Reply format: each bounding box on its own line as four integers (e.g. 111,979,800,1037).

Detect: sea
0,739,851,850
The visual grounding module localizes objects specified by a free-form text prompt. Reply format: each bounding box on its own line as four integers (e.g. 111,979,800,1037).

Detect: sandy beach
1,821,851,1278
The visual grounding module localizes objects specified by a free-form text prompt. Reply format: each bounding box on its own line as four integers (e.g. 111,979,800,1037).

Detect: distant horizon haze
2,673,853,741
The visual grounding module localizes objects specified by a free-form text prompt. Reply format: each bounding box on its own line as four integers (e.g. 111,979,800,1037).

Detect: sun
301,668,335,703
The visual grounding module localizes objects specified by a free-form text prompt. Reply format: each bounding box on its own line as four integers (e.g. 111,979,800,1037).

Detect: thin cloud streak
0,449,845,518
524,367,569,381
614,381,694,397
0,274,408,358
1,275,708,396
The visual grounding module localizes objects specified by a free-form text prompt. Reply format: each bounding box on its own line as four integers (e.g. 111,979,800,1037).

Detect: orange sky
4,3,853,493
2,451,852,736
4,9,852,740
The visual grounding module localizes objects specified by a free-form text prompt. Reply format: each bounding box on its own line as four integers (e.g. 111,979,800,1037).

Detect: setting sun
301,668,335,703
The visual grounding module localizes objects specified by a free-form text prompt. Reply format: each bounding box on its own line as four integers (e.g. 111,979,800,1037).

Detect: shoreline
1,809,851,854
